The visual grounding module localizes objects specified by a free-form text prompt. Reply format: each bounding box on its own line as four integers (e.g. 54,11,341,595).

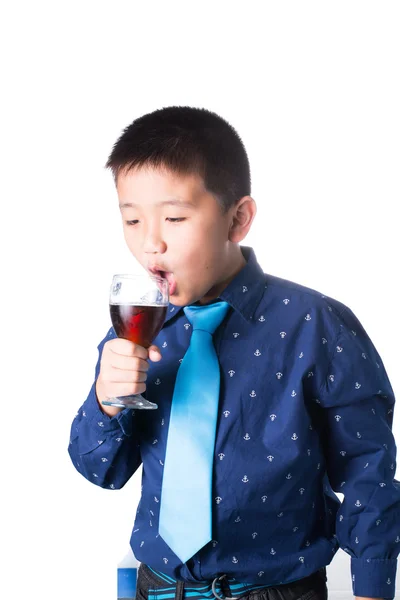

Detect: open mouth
148,267,177,295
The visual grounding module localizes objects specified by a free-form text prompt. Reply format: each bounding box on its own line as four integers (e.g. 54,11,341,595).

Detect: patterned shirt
68,246,400,599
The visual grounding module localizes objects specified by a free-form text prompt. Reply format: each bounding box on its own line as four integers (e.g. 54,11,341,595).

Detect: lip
148,265,177,295
148,265,169,277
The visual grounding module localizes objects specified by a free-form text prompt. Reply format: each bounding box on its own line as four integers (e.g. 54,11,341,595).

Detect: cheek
123,229,141,257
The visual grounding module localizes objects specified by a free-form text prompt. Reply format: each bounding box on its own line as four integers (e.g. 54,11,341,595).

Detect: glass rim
112,273,168,284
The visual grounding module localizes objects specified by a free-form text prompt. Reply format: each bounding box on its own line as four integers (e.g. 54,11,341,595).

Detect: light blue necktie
159,301,230,563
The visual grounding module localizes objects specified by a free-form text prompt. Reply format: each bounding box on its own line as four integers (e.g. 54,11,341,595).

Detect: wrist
95,381,124,417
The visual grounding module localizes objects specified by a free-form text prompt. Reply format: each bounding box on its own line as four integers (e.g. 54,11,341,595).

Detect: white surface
1,1,399,599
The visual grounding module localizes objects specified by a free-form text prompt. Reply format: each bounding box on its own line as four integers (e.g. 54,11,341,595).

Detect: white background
1,2,399,599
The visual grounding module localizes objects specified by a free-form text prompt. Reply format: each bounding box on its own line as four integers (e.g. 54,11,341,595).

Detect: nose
143,224,167,255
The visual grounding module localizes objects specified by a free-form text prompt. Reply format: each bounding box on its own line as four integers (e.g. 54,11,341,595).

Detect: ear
228,196,257,243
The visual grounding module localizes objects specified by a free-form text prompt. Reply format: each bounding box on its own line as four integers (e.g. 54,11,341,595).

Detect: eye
125,220,139,226
166,218,186,223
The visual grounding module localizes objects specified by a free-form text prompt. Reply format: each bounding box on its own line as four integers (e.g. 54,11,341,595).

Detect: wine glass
101,273,169,410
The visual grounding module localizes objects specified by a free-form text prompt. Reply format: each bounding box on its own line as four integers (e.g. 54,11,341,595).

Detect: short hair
104,106,251,213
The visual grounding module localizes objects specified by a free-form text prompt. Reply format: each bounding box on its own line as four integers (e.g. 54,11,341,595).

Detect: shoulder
262,273,371,348
264,272,348,315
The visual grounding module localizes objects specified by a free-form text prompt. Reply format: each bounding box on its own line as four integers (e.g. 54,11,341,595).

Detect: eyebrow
119,198,195,210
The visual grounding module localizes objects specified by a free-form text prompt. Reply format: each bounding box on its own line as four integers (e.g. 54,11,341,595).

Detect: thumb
148,345,162,362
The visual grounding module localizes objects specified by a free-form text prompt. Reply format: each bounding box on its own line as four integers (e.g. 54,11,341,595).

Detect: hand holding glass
101,274,169,410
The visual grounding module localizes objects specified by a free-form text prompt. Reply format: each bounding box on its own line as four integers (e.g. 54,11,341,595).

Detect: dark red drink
110,304,167,348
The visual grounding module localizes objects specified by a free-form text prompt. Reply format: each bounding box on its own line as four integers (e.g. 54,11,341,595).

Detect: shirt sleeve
68,328,142,489
315,303,400,600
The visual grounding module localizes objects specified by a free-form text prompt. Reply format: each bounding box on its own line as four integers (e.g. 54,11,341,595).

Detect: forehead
116,166,207,203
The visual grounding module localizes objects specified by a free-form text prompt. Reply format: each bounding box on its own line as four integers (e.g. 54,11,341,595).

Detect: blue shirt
68,246,400,599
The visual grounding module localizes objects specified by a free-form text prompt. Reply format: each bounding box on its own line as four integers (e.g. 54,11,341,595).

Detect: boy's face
117,166,245,306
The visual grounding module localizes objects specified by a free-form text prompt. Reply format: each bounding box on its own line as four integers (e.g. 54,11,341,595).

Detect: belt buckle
211,574,239,600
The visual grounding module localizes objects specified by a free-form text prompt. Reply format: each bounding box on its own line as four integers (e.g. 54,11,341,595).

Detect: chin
171,291,199,307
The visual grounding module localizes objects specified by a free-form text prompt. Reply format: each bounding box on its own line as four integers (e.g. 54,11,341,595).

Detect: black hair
105,106,251,213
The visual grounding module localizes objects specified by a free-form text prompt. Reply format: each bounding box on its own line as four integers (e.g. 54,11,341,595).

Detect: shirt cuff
84,382,135,437
351,557,397,599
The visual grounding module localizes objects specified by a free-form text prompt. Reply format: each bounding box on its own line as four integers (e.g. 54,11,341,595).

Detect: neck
197,246,247,305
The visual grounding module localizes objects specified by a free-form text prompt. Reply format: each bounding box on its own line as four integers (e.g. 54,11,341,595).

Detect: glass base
101,394,158,410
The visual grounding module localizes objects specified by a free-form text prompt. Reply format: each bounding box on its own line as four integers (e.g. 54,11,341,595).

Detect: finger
148,345,162,362
107,338,149,360
108,368,147,384
109,355,150,372
104,382,147,397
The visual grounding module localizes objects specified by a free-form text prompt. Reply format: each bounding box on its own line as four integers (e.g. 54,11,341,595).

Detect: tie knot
184,301,230,334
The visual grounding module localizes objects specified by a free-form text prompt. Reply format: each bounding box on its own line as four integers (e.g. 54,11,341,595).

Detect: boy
68,106,399,600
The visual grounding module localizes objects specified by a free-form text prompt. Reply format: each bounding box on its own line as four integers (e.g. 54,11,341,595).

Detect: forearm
68,382,142,488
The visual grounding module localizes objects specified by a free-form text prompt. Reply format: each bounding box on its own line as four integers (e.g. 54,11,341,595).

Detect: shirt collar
164,246,266,324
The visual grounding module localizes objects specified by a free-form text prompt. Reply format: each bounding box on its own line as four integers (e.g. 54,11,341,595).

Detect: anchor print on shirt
242,475,249,483
228,370,235,377
258,315,265,322
244,433,251,440
254,349,261,356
